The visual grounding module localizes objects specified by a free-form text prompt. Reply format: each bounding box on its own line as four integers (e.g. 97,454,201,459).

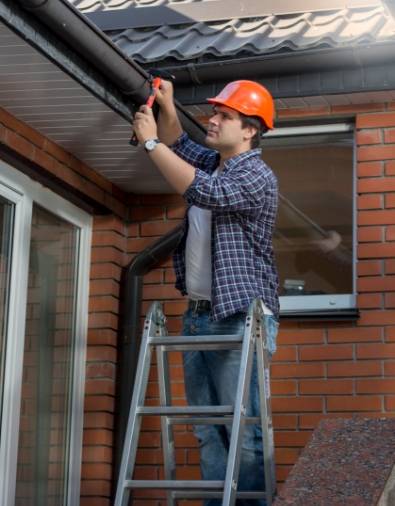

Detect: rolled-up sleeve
183,160,275,214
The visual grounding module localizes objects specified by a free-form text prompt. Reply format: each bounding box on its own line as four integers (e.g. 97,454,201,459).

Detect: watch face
145,139,158,151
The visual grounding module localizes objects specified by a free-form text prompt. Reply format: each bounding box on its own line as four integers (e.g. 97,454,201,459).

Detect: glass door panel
15,205,79,506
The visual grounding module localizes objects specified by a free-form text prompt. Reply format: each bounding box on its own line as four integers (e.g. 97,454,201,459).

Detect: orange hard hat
207,80,275,129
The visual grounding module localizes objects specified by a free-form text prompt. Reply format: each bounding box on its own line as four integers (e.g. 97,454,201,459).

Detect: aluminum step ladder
115,298,276,506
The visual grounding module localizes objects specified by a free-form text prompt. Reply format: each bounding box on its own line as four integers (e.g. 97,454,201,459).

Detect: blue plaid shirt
172,133,279,321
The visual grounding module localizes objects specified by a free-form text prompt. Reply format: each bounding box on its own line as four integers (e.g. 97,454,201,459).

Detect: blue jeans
182,309,279,506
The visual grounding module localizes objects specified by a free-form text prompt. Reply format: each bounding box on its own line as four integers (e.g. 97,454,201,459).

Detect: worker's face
206,105,253,151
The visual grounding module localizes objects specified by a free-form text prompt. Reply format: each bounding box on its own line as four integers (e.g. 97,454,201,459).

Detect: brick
271,363,324,378
386,327,395,341
327,361,382,377
92,230,126,250
85,379,115,396
358,178,395,195
326,395,381,411
86,362,115,379
272,397,323,413
357,112,395,128
357,145,395,162
386,259,395,273
84,395,115,412
275,448,301,465
81,463,112,480
357,194,383,209
271,380,297,395
88,313,118,330
141,220,182,237
83,429,113,446
357,161,383,178
358,310,395,325
273,414,298,429
357,293,383,308
357,343,395,359
386,193,395,208
84,412,114,429
167,206,186,219
384,362,395,375
86,346,117,362
358,226,383,242
385,160,395,175
143,284,182,300
87,329,117,346
80,480,111,496
274,431,313,447
93,215,125,234
277,329,325,345
272,346,297,362
357,260,382,276
90,263,122,281
357,129,382,145
358,243,395,258
299,345,353,361
356,379,395,394
358,209,395,225
89,296,119,313
358,276,395,292
387,225,395,241
131,206,165,222
327,326,381,343
385,396,395,410
385,293,395,308
299,379,353,395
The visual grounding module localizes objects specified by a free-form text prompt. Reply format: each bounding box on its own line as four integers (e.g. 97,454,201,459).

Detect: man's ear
243,125,258,141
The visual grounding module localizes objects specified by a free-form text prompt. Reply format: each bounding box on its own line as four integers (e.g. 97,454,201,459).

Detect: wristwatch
144,138,161,152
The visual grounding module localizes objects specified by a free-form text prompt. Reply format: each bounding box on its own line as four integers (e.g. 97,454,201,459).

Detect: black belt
188,299,211,313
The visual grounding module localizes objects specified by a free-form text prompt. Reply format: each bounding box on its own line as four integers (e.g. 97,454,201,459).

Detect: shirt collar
220,148,262,173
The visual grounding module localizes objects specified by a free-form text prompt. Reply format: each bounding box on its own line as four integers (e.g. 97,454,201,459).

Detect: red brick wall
2,102,395,505
0,108,128,506
122,105,395,504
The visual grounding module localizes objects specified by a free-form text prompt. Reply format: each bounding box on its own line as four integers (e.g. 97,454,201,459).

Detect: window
262,123,355,314
0,159,91,506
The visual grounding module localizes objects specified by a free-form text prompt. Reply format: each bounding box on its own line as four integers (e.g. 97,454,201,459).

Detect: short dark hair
240,114,268,149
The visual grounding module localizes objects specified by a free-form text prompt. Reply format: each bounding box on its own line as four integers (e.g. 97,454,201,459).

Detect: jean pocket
264,315,279,356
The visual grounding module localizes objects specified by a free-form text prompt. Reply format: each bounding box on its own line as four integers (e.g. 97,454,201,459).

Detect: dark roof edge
9,0,206,141
85,0,381,31
143,43,395,103
154,42,395,86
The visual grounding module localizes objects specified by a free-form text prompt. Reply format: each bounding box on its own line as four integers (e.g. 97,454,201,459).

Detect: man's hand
133,105,158,143
155,79,175,112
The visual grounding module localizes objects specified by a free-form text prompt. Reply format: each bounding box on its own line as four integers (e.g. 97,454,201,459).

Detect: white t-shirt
184,170,273,315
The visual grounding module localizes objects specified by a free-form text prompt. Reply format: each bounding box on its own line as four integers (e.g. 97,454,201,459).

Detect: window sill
279,308,359,322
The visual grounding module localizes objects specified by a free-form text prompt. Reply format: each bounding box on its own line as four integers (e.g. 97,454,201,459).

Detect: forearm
157,104,183,146
148,143,195,194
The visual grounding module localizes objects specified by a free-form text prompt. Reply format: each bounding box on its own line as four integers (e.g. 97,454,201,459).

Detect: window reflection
263,131,353,297
15,205,78,506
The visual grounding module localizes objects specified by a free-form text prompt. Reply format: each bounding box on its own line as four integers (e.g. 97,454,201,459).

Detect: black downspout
113,224,185,493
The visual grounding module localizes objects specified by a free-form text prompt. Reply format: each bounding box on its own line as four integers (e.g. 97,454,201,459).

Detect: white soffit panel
0,20,171,193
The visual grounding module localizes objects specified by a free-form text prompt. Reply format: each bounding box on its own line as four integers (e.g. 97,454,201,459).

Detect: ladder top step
149,334,243,346
125,479,224,490
137,405,234,416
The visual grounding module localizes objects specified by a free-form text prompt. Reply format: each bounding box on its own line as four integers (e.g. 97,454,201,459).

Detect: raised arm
155,80,183,145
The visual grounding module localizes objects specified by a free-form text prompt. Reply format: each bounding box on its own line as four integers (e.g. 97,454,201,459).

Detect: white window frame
0,158,92,506
265,122,356,314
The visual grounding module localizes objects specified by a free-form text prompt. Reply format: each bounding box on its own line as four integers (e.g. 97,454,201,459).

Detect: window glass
0,197,14,428
262,128,354,305
15,204,79,506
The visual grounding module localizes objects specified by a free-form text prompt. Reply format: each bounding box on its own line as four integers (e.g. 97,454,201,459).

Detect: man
133,79,279,505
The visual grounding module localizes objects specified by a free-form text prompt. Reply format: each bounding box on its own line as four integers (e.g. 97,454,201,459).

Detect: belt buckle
190,300,199,313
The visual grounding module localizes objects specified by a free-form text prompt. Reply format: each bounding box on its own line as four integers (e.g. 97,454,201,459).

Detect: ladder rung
137,405,234,416
125,479,224,490
172,490,268,499
149,335,243,350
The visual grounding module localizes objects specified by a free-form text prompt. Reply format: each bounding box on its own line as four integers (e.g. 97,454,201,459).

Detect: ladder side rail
155,304,177,506
255,301,276,506
114,302,161,506
222,307,256,506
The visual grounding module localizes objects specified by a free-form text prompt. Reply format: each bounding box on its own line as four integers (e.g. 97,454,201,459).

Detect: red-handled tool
130,77,162,146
